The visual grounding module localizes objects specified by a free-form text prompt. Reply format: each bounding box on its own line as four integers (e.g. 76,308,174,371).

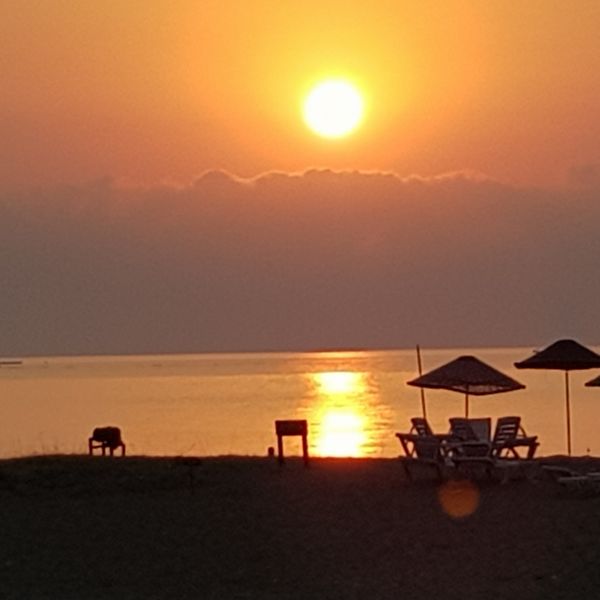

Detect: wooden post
301,433,309,467
277,431,285,465
565,371,572,456
416,345,427,419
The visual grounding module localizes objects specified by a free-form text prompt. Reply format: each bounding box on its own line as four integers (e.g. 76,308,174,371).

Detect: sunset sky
2,1,600,355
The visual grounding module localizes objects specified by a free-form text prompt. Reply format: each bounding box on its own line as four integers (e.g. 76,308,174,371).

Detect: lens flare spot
437,480,480,519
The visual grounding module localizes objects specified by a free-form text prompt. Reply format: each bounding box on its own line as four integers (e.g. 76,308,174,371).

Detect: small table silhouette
275,419,309,466
88,426,126,457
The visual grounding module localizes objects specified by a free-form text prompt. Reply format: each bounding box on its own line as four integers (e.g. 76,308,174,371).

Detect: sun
303,80,364,139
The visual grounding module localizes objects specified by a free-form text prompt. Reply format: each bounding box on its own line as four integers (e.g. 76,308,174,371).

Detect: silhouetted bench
88,426,126,456
275,419,309,466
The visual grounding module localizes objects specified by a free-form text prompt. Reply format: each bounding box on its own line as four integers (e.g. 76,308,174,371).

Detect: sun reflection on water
316,408,367,457
303,371,389,458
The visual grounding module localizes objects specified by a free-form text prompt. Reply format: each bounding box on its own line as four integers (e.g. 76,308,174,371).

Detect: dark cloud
2,170,600,356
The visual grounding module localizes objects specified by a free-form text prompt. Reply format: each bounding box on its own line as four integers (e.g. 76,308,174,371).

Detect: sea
1,347,599,459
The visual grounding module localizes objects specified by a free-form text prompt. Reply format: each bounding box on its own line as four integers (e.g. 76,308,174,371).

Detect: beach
0,455,599,599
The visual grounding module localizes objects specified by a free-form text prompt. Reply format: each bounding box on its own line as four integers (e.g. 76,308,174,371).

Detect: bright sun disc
303,80,364,138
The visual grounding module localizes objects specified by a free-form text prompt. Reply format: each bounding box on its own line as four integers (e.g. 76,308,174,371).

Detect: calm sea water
1,347,600,458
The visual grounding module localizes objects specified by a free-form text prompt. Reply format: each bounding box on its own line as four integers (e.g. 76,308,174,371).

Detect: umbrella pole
416,345,427,419
565,371,572,456
465,393,469,418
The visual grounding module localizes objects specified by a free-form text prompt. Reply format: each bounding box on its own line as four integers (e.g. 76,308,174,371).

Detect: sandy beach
0,455,599,599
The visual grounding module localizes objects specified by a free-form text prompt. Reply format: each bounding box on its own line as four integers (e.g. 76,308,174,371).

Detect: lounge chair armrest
517,424,533,438
396,433,446,461
451,440,492,458
396,432,418,457
493,436,539,459
496,435,538,446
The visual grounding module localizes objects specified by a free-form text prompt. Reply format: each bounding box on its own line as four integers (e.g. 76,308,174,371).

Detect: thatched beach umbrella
515,339,600,456
585,374,600,388
407,355,525,418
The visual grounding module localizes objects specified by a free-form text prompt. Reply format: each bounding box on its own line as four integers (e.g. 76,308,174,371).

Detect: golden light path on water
301,371,392,458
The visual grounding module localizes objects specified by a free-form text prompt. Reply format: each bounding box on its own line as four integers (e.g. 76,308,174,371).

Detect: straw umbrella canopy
407,355,525,418
515,339,600,456
585,374,600,387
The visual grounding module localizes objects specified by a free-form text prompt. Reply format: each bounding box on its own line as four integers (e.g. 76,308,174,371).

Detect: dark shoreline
1,454,599,599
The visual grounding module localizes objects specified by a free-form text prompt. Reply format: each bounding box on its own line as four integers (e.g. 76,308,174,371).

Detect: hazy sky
2,1,600,355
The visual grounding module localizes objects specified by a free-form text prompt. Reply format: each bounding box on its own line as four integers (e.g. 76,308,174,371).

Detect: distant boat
0,360,23,367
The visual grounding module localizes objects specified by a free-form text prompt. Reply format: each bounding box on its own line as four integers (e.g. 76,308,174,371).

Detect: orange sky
2,1,600,186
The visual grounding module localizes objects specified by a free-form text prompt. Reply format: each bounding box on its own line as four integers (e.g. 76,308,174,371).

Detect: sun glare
307,371,371,457
317,409,367,457
303,80,364,138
